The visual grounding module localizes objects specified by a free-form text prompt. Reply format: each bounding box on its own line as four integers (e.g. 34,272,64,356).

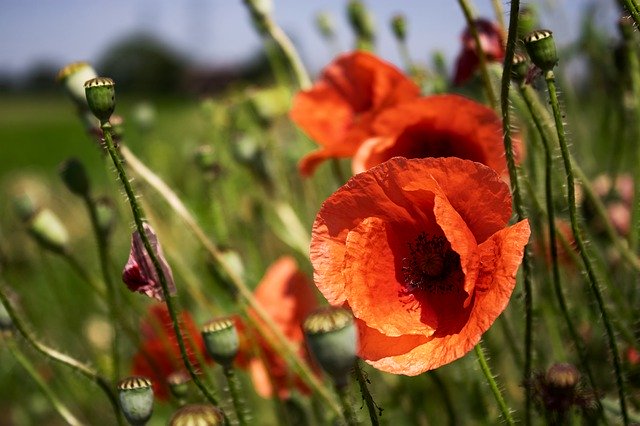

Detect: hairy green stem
545,70,629,425
337,384,359,426
474,343,515,425
500,1,535,423
621,0,640,30
223,366,249,426
354,361,380,426
100,124,221,409
0,282,122,425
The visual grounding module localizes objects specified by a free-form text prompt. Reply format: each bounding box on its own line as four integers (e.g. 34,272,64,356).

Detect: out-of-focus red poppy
132,304,210,400
290,51,420,176
352,94,508,176
238,257,319,399
453,19,505,85
310,157,530,375
587,174,634,237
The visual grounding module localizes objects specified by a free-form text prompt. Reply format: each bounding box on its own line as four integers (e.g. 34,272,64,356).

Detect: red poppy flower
239,256,319,398
352,95,508,176
310,157,530,375
132,304,210,400
290,51,420,176
122,223,176,301
453,19,505,85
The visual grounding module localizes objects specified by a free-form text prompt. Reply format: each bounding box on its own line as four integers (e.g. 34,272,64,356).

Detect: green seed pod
201,317,239,367
315,12,336,40
169,404,225,426
118,376,154,426
84,77,116,124
28,208,69,254
59,158,90,197
167,371,191,402
347,0,375,46
511,53,529,83
303,307,357,388
390,14,407,42
56,62,98,108
524,29,558,72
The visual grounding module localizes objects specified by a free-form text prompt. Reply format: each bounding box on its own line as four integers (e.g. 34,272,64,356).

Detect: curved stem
545,71,629,425
354,361,380,426
100,124,221,409
474,343,515,425
0,282,122,425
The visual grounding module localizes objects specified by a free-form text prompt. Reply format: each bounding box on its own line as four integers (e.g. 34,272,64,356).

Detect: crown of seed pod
57,62,98,107
524,29,558,72
303,307,358,388
117,376,154,426
167,371,191,402
169,404,225,426
59,158,90,197
390,14,407,42
84,77,116,124
511,53,530,83
201,317,239,367
27,208,69,254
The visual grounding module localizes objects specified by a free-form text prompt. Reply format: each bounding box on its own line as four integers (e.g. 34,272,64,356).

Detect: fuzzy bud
524,29,558,72
201,317,239,367
84,77,116,124
390,14,407,42
303,307,357,388
347,0,375,48
59,158,90,197
517,7,538,41
315,12,336,40
169,404,225,426
118,376,154,426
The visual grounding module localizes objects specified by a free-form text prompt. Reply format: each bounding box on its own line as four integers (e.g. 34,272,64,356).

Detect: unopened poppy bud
84,77,116,124
201,317,239,367
303,307,357,388
95,197,116,240
524,29,558,72
28,208,69,254
511,53,529,83
347,0,375,46
167,371,191,402
390,14,407,42
545,363,580,390
56,62,98,108
59,158,90,197
118,376,154,426
169,404,225,426
517,7,538,41
315,12,336,40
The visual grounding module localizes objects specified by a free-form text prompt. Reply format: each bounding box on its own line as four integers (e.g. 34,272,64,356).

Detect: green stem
474,343,515,425
457,0,498,110
354,361,380,426
337,384,359,426
545,70,629,425
622,0,640,30
499,2,535,423
83,194,120,384
0,282,122,425
428,370,458,426
223,365,249,426
100,123,221,409
6,336,84,426
491,0,505,31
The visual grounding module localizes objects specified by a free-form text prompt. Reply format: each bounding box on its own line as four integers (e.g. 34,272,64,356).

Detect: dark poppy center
401,232,461,294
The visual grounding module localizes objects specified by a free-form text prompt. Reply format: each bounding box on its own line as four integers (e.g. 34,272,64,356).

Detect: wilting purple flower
122,223,176,301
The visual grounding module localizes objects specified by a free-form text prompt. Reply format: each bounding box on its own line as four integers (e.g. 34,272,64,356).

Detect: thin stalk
474,343,515,425
100,124,221,409
500,2,535,423
336,385,359,426
223,365,249,426
456,0,498,110
354,361,380,426
491,0,506,31
621,0,640,30
6,336,84,426
428,370,458,426
0,282,122,425
119,145,342,417
545,70,629,425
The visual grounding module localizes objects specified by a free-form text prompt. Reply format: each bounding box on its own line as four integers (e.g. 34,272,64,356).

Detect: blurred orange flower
453,18,505,85
352,95,507,175
310,157,530,375
240,256,319,399
290,51,420,176
132,304,210,400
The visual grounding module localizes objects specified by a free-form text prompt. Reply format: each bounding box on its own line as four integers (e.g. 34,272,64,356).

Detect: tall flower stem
544,70,629,425
456,0,498,110
100,123,220,409
119,145,342,416
5,336,83,426
223,366,249,426
354,361,380,426
499,2,535,423
474,343,515,425
621,0,640,29
336,385,359,426
0,282,122,425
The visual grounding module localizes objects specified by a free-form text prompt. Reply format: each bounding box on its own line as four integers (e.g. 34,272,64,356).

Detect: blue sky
0,1,618,76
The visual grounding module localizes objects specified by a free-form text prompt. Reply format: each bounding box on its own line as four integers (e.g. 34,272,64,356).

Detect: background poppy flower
453,18,505,85
240,256,319,399
131,304,210,400
310,157,530,375
351,94,508,176
290,51,420,176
